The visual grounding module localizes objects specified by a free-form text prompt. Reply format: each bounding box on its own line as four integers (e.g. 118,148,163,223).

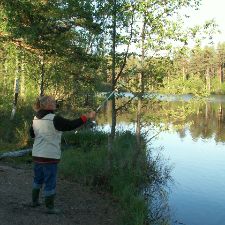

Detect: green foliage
219,82,225,94
185,74,210,97
0,0,106,105
63,130,108,150
160,74,209,96
60,131,155,225
1,0,222,102
60,146,107,184
210,77,223,94
0,105,34,151
1,0,101,55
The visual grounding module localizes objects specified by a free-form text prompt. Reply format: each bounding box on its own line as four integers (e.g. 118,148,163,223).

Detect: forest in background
1,0,225,175
1,0,224,112
1,1,225,224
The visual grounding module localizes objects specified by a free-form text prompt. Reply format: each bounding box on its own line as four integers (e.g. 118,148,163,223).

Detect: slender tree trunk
206,67,210,92
10,77,19,120
218,65,222,86
108,0,117,170
40,55,45,96
10,56,19,120
20,52,25,100
205,102,209,120
217,104,223,133
218,104,223,121
222,64,224,84
2,59,7,95
182,65,186,81
167,74,170,86
218,62,225,85
133,18,146,168
111,0,117,139
136,19,146,145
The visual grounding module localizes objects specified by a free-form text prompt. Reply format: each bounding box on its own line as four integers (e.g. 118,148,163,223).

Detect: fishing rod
96,88,118,113
87,88,118,127
72,88,119,134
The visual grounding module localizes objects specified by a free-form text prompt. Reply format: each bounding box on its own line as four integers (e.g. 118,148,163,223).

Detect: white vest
32,114,62,159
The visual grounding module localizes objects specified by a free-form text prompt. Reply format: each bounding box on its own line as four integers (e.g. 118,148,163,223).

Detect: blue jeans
33,163,58,197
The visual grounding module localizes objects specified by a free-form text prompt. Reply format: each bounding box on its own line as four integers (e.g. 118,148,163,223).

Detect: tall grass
0,105,34,151
0,108,171,224
60,130,161,225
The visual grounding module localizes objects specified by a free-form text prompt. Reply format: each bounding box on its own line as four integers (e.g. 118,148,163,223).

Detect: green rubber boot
31,188,41,207
45,195,61,214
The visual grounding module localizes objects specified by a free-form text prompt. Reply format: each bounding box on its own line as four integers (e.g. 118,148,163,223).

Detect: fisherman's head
33,95,56,112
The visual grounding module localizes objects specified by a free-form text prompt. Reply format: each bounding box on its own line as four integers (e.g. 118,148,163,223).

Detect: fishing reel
55,99,63,109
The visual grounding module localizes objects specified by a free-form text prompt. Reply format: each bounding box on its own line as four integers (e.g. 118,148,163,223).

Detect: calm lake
99,94,225,225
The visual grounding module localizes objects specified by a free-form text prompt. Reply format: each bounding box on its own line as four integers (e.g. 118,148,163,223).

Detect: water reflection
98,95,225,225
97,122,173,225
147,98,225,225
178,102,225,143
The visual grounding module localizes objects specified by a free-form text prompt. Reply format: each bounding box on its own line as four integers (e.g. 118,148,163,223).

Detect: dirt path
0,162,119,225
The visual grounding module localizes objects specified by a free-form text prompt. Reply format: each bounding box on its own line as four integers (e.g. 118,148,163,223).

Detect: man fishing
29,95,96,214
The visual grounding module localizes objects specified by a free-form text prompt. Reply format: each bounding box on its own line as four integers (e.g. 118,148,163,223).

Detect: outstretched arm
53,115,87,131
53,112,96,131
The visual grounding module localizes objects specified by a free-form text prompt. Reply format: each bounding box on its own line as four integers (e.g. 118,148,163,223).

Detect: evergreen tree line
159,43,225,95
0,0,221,154
1,0,217,110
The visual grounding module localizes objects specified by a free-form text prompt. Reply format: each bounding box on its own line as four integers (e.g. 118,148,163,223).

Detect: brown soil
0,162,119,225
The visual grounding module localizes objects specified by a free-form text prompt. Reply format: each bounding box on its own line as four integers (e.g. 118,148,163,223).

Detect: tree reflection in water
97,94,225,224
145,147,173,225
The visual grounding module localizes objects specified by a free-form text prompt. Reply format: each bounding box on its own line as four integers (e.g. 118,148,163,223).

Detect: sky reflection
154,130,225,225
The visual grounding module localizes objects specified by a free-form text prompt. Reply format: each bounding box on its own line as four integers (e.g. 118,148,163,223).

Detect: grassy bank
0,105,34,152
60,130,151,225
0,112,170,225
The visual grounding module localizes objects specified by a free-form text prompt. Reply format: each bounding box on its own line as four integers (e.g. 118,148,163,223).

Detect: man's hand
85,111,96,121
